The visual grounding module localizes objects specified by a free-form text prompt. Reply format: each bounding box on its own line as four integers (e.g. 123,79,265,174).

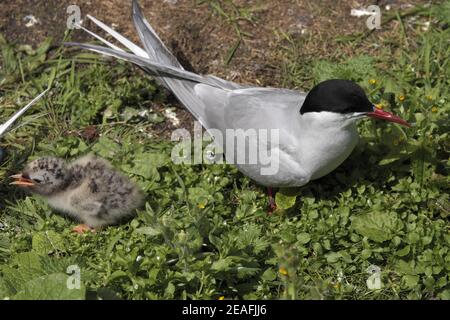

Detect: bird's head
300,79,411,127
10,157,70,196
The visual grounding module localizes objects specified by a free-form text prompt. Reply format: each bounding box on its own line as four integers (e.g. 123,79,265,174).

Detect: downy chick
10,154,144,233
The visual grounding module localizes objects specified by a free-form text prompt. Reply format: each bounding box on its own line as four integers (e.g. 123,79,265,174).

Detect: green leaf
379,152,402,165
122,153,168,180
296,233,311,244
164,282,175,298
134,227,161,237
11,251,42,272
92,136,121,158
261,268,277,281
361,249,372,260
225,39,241,65
0,277,12,298
2,252,46,292
32,231,66,254
211,258,232,272
351,211,401,243
395,259,417,275
402,275,420,289
108,270,129,282
13,273,85,300
438,290,450,300
325,252,341,263
275,193,297,210
395,245,411,257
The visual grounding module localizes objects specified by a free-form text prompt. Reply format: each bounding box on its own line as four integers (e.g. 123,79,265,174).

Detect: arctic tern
67,0,411,188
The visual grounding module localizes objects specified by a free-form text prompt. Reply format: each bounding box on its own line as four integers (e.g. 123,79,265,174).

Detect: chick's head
11,157,70,196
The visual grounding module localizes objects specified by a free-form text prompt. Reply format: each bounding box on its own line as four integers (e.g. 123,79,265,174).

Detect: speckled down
21,154,144,228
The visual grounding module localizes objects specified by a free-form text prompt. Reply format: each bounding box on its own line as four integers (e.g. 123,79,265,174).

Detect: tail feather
64,42,219,87
131,0,181,89
85,13,176,91
66,0,242,127
131,0,182,69
65,40,213,125
130,0,243,90
86,14,148,58
129,0,217,125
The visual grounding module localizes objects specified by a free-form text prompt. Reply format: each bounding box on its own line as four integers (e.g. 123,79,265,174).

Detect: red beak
367,107,411,128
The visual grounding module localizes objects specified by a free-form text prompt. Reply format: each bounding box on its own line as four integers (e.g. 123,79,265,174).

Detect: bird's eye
33,178,42,184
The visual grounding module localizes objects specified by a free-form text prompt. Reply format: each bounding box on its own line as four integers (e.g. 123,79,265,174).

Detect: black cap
300,79,374,115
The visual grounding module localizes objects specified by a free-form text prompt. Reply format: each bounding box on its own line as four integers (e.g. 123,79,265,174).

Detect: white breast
46,189,78,217
296,112,360,180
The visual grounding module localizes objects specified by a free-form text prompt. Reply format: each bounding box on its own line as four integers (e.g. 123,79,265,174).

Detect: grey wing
225,87,305,130
193,85,306,133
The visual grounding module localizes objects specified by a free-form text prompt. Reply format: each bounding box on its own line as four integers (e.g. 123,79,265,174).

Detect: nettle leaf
379,152,403,166
395,245,411,257
134,226,162,237
39,255,81,276
275,193,297,210
164,282,175,299
13,273,85,300
11,251,42,271
32,231,66,254
1,252,45,294
123,153,168,180
1,251,82,298
237,266,260,279
261,268,277,281
395,259,417,275
402,275,420,289
351,211,402,243
211,257,233,272
325,252,342,263
92,136,121,158
1,266,36,295
236,224,263,250
296,233,311,244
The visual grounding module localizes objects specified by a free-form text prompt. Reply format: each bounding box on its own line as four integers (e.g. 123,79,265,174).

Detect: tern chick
11,154,144,233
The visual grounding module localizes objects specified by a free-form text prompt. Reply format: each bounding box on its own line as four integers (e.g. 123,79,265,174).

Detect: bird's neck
297,112,360,180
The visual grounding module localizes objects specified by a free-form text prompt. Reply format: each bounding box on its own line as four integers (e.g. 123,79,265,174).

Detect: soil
1,0,430,83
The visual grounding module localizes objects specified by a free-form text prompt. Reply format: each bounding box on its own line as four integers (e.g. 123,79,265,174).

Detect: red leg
72,224,95,234
267,187,277,214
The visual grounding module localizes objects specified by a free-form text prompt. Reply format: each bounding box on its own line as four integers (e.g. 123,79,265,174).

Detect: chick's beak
10,173,35,187
367,106,411,128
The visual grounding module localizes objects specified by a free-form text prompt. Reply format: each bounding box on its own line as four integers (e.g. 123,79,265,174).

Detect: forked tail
65,0,237,127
